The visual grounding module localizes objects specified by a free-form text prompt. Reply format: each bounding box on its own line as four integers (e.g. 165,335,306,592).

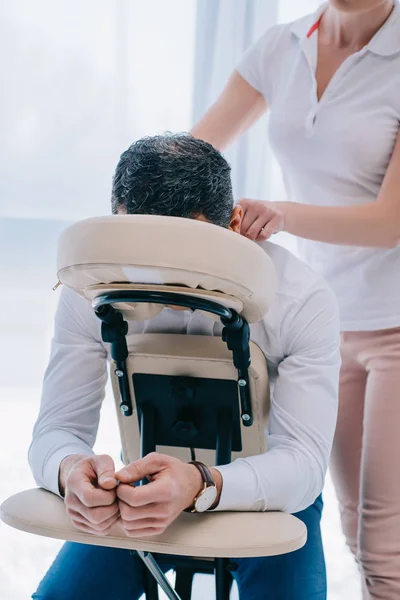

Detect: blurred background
0,1,361,598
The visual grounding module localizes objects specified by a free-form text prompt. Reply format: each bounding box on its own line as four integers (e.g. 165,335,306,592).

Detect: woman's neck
321,1,395,50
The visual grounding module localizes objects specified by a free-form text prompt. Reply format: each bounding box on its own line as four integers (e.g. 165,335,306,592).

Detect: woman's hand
239,198,284,241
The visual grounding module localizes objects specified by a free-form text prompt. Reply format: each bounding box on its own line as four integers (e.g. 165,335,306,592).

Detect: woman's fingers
239,201,260,236
245,216,268,240
239,199,284,240
256,213,284,241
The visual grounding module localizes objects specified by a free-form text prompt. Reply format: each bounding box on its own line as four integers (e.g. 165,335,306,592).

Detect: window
0,2,197,598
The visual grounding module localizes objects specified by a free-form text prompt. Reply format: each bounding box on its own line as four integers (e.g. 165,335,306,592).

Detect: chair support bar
216,408,233,466
93,290,234,320
138,550,182,600
95,302,133,416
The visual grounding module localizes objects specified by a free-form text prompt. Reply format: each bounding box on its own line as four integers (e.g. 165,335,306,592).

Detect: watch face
194,485,218,513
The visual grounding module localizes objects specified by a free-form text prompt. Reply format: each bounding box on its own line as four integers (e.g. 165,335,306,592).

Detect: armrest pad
1,489,306,558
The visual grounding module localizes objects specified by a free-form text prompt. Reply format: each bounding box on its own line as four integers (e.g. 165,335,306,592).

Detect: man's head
111,133,242,232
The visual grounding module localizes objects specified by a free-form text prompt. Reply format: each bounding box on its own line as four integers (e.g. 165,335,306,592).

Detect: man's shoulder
256,242,340,358
57,285,102,339
258,240,333,304
60,284,94,312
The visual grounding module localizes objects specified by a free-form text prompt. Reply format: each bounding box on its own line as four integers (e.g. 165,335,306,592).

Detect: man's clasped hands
59,452,222,538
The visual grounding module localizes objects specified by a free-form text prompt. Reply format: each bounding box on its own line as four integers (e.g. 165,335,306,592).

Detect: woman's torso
238,3,400,331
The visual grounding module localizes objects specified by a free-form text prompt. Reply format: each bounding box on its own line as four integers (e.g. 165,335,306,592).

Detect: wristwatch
187,461,218,513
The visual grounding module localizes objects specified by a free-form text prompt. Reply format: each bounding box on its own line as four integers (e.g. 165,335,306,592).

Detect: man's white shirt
29,241,340,514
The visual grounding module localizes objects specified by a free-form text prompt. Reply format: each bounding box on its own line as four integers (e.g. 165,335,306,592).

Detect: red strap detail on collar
306,17,321,38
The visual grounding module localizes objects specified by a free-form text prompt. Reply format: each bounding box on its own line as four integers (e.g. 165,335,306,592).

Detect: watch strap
189,460,215,488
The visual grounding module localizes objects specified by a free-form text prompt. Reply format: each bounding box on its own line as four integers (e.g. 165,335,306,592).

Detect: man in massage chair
30,134,340,600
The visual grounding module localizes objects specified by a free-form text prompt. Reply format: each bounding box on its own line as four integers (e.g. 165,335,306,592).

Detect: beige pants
330,328,400,600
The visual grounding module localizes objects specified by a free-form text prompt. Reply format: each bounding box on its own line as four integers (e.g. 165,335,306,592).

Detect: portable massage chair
1,216,306,599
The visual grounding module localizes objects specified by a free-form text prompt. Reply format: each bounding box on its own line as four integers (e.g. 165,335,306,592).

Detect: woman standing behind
192,1,400,598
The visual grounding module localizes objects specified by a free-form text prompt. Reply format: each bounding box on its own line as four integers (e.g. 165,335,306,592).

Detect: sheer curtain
193,0,279,200
192,0,322,254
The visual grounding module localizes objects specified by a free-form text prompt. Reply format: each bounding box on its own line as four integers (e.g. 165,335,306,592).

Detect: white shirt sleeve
214,284,341,514
28,287,108,496
30,281,340,513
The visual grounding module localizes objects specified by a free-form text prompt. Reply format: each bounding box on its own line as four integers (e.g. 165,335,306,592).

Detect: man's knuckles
68,509,119,533
93,454,115,468
79,486,116,507
119,502,172,522
73,516,117,533
71,520,114,537
118,500,144,520
84,505,118,526
77,488,101,507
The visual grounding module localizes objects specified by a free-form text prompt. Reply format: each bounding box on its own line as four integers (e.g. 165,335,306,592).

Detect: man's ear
228,205,243,233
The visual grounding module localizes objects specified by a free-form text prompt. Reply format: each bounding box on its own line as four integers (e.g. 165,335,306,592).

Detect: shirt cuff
44,444,94,496
211,459,266,512
29,431,94,497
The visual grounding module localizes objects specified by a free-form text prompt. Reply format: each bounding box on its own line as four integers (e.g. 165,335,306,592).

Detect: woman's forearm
277,201,400,248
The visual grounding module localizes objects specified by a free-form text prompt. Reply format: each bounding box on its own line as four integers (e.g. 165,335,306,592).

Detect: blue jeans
32,495,325,600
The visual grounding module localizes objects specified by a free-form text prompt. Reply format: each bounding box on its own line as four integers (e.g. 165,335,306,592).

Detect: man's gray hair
111,133,234,227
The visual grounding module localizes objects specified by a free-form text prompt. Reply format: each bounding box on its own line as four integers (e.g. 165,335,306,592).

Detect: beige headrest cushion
57,215,276,323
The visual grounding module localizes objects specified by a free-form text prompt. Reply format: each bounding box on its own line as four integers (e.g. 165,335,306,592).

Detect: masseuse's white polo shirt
238,2,400,331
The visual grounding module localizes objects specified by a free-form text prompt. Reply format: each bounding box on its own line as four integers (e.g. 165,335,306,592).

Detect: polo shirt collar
368,1,400,56
290,3,327,42
291,1,400,57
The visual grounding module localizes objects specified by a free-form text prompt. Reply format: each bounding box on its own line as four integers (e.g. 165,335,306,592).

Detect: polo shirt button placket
306,102,318,136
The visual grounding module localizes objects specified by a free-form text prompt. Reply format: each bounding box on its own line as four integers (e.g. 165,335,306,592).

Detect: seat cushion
1,489,307,558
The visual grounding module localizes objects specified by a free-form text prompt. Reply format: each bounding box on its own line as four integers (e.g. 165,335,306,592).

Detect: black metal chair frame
94,290,254,600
